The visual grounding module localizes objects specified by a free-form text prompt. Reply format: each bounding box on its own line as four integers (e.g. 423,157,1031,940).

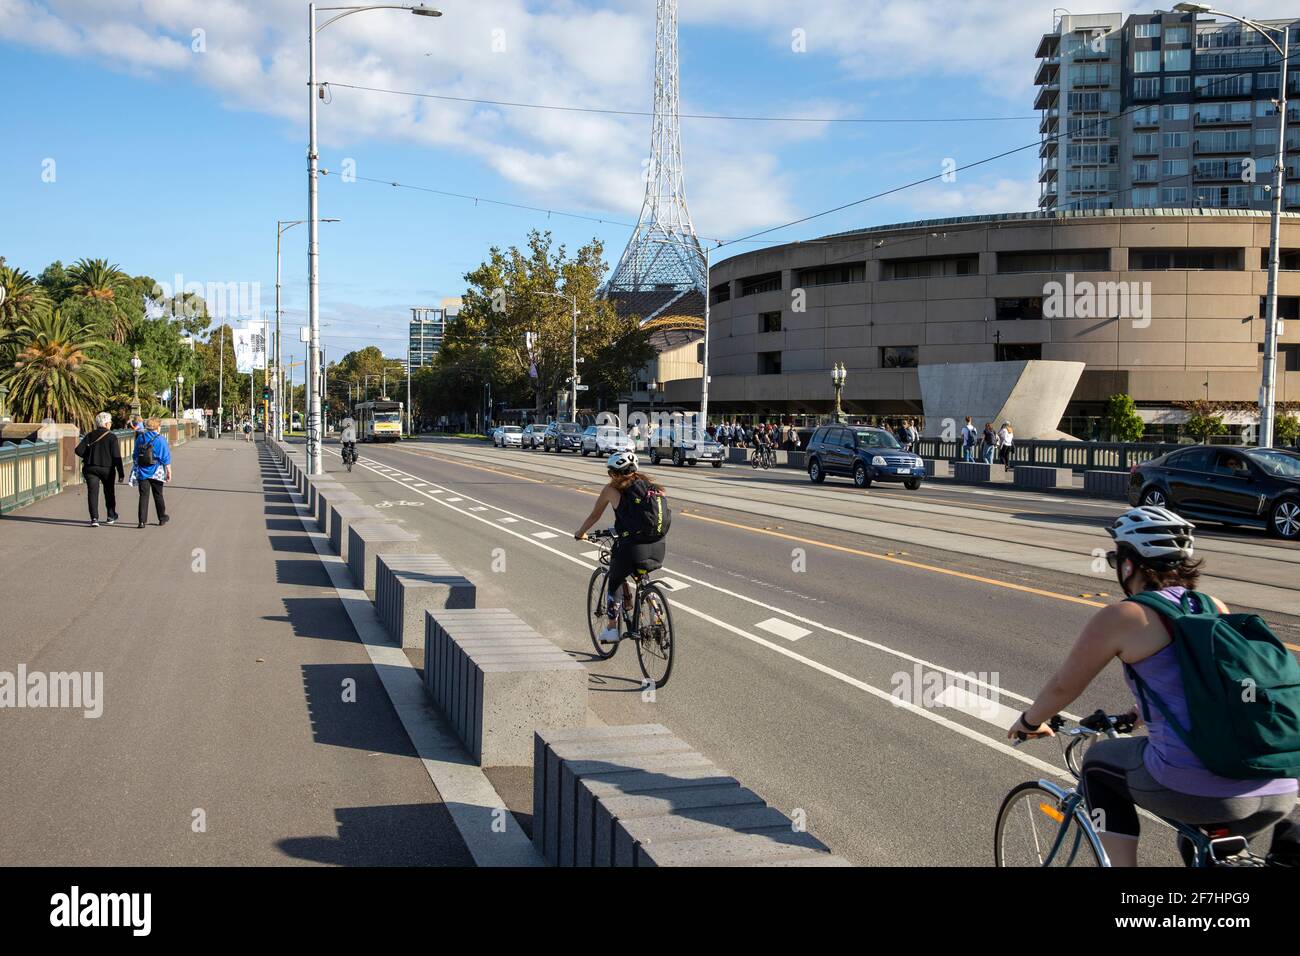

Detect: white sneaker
598,625,622,645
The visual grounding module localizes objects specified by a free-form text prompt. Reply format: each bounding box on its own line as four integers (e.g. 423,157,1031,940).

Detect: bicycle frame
1027,779,1112,867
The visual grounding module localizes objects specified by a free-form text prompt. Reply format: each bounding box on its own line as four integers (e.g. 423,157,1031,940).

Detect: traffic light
262,386,271,401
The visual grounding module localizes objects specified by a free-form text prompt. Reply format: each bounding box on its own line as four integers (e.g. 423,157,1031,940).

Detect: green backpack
1126,590,1300,780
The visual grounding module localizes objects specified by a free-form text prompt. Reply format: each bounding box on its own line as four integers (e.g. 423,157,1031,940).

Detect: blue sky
4,0,1272,357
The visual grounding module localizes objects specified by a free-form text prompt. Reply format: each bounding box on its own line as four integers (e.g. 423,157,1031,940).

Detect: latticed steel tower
606,0,706,295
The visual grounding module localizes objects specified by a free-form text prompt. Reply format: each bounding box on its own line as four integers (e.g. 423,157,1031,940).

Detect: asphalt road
324,436,1300,866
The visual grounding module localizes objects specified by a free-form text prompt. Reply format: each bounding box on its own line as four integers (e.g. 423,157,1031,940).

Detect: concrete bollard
327,502,383,559
315,488,360,534
1012,466,1075,491
1084,470,1131,500
532,726,848,867
375,555,476,649
954,461,1012,485
424,610,585,768
924,459,952,479
306,476,342,520
346,521,422,597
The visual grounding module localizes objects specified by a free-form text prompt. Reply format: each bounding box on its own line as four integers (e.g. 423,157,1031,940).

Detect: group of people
959,417,1016,469
892,420,920,451
74,415,173,529
711,421,802,450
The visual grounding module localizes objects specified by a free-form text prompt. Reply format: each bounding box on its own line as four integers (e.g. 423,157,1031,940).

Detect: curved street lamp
130,352,142,419
831,363,848,424
1175,3,1290,447
305,3,442,474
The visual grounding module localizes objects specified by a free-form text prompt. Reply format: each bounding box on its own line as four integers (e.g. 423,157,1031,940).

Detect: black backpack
137,435,157,468
618,478,671,541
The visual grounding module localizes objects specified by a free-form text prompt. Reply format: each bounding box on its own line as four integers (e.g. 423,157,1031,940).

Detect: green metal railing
0,440,61,514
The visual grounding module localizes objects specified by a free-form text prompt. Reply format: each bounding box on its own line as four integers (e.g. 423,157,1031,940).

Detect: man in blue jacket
134,417,173,528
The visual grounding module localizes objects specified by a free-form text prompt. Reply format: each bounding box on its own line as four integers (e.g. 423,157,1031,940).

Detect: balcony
1034,59,1060,86
1035,86,1061,111
1036,33,1060,59
1039,138,1058,158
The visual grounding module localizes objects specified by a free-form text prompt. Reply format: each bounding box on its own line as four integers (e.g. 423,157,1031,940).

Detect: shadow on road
276,803,473,866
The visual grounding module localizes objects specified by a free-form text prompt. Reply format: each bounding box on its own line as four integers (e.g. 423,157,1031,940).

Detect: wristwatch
1019,712,1038,732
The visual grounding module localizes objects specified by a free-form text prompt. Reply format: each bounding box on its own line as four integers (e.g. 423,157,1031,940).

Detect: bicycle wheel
634,583,675,690
586,568,619,660
995,782,1103,867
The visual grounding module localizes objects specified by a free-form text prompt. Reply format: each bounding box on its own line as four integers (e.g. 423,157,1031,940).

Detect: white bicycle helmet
1107,506,1196,565
606,451,638,474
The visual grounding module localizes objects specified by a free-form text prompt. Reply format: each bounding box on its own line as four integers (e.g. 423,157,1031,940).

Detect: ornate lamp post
176,373,184,420
130,352,142,420
831,363,848,424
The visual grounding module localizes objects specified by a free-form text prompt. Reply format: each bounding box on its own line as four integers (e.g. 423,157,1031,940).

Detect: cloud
901,176,1043,219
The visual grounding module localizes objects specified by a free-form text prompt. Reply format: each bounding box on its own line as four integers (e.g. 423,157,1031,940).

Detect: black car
542,421,584,453
805,425,925,490
1128,446,1300,540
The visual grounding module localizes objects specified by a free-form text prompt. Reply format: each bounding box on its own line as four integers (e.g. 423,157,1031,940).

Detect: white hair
95,412,113,429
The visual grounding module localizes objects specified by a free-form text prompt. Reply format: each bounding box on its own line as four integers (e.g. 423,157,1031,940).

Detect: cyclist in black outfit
574,452,669,645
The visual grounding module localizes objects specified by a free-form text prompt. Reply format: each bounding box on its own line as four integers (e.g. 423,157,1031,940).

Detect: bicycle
751,444,775,470
584,529,676,689
995,710,1286,867
341,442,357,472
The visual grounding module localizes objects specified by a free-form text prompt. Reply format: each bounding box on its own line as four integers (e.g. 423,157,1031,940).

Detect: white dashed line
755,617,813,642
532,531,559,540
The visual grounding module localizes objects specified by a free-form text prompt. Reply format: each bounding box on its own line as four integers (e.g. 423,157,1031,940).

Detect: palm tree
67,257,134,343
0,264,52,330
1,309,110,426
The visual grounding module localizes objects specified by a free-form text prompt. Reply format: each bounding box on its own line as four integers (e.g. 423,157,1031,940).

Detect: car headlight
872,456,887,467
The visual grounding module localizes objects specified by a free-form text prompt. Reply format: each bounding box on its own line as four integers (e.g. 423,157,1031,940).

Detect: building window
1196,73,1251,97
1162,159,1188,177
710,282,731,305
1131,248,1240,270
1163,132,1189,149
996,343,1043,362
796,262,866,287
1163,104,1190,121
1134,23,1160,39
1134,77,1160,99
1164,27,1190,45
1131,187,1159,207
997,250,1109,273
760,311,783,333
1161,187,1189,205
1134,50,1160,73
996,298,1045,321
880,346,918,369
758,351,782,375
738,272,782,297
1164,48,1191,72
1259,343,1300,371
881,255,978,280
1262,250,1300,271
1164,76,1191,94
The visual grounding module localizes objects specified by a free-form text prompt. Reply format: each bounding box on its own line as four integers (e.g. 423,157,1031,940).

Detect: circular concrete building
661,209,1300,438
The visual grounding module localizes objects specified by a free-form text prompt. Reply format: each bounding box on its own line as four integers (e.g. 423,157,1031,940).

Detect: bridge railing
912,438,1184,473
0,440,61,514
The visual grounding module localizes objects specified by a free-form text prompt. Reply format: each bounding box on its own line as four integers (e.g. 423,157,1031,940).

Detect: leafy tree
67,258,135,343
0,309,111,426
1182,401,1227,443
1276,414,1300,446
1103,393,1146,442
1,262,53,330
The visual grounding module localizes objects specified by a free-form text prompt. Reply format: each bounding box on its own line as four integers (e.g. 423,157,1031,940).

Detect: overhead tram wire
321,49,1298,257
320,81,1038,125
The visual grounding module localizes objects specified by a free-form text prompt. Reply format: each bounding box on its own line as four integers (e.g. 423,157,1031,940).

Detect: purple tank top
1124,587,1298,798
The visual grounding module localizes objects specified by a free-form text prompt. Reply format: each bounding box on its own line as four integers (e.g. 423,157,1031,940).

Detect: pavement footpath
0,436,474,866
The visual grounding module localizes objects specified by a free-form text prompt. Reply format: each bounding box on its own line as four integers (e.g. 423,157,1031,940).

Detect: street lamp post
831,363,847,424
539,290,580,423
306,2,441,475
130,352,142,420
1177,4,1290,447
277,218,338,442
176,373,184,421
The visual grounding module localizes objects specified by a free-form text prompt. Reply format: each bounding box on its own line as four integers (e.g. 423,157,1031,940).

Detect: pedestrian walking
243,420,253,443
75,412,124,527
960,416,978,462
998,421,1015,471
133,417,173,528
982,422,997,464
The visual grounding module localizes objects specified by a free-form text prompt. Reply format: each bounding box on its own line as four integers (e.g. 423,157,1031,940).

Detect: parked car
543,421,585,453
494,425,524,448
520,424,545,450
805,425,925,490
1128,445,1300,540
646,426,725,468
581,425,635,458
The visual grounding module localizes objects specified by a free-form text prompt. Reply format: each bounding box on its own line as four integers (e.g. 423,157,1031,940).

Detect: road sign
575,385,590,392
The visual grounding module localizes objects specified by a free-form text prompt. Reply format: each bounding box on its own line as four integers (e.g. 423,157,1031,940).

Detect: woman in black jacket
76,412,124,527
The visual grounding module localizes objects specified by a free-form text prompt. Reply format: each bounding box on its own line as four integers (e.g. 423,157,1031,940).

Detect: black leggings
606,538,666,606
84,467,117,521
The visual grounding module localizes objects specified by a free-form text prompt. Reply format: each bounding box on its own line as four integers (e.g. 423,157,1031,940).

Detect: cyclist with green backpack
574,452,671,646
1009,506,1299,866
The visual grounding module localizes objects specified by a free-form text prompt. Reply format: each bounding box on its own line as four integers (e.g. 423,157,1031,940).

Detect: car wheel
673,449,685,467
582,448,589,457
1270,498,1300,540
808,458,825,484
904,479,922,491
650,451,659,466
853,463,872,489
1140,487,1168,508
688,459,698,467
712,462,723,469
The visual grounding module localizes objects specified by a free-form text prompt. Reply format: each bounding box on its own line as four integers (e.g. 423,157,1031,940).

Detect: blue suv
806,425,925,490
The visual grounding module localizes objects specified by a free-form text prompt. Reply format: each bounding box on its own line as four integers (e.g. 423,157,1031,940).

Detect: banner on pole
233,324,267,374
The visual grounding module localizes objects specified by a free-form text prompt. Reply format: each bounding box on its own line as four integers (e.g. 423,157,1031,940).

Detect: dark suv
542,421,584,453
1129,445,1300,540
805,425,925,490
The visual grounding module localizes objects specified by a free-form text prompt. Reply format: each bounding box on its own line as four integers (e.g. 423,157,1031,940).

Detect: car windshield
557,424,581,433
374,412,401,423
598,428,627,439
855,431,902,450
1245,449,1300,479
503,427,521,434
